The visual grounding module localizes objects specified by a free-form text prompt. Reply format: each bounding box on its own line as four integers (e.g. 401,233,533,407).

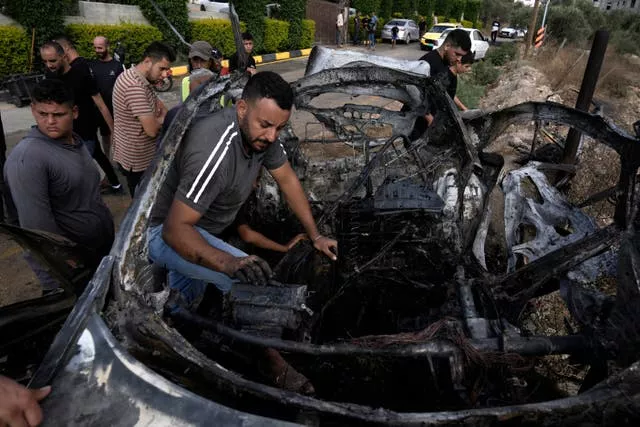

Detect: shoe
101,183,124,195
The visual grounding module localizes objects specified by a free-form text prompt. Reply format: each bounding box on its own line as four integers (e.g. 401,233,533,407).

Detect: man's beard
96,51,108,60
239,118,269,153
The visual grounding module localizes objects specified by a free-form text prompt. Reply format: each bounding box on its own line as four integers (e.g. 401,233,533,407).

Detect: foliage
0,26,30,77
3,0,65,49
547,6,591,45
456,76,485,109
190,19,244,58
278,0,306,50
380,0,394,19
417,0,435,18
66,23,163,65
610,29,640,55
464,0,482,23
300,19,316,49
133,0,191,52
449,0,465,21
471,60,499,85
462,20,473,29
234,0,269,52
262,18,290,53
434,0,451,18
352,0,382,14
485,41,517,65
509,4,531,30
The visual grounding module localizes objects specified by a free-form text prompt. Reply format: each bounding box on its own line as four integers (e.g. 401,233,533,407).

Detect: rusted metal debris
5,45,640,424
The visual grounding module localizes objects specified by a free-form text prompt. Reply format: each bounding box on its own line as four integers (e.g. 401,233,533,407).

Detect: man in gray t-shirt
148,72,337,295
148,72,337,395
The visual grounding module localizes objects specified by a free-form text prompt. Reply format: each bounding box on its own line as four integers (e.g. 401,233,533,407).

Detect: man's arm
92,93,114,133
454,96,468,111
138,114,165,139
268,162,337,260
0,376,51,427
163,199,272,283
237,224,306,253
6,154,63,235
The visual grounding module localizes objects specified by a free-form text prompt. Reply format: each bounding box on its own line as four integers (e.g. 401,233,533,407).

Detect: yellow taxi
420,23,463,50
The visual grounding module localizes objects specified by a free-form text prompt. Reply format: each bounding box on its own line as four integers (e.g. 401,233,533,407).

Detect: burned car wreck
3,45,640,425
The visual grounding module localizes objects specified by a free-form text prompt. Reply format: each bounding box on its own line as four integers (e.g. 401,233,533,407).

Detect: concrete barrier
65,1,150,25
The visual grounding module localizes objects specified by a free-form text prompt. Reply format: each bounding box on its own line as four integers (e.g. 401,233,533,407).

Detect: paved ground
0,41,437,306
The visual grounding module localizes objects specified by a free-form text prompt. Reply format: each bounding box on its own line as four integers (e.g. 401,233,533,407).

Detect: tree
4,0,65,49
380,0,394,19
352,0,382,14
450,0,466,21
434,0,451,18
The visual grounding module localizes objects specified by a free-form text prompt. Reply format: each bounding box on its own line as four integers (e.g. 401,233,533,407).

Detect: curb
170,48,312,77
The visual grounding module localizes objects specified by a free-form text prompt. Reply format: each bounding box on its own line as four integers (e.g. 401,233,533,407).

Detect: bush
278,0,305,50
190,19,245,58
133,0,191,52
234,0,268,52
611,29,640,56
485,42,518,66
65,23,163,65
4,0,65,49
547,6,591,45
471,61,500,85
0,26,30,77
263,19,290,53
461,20,473,29
457,76,485,109
300,19,316,49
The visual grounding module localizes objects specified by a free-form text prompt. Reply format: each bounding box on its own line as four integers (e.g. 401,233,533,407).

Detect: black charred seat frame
25,44,640,424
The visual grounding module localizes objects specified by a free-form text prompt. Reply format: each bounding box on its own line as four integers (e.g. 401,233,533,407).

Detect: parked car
420,23,462,50
201,0,229,13
434,28,490,60
499,27,526,38
381,19,420,44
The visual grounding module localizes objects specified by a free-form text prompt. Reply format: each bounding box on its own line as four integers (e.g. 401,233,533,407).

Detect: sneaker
101,183,124,195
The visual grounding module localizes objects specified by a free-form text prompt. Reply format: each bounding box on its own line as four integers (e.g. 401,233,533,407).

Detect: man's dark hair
241,71,293,111
443,29,471,52
54,35,74,50
242,32,253,41
40,41,64,56
142,41,176,63
31,79,74,107
461,50,475,65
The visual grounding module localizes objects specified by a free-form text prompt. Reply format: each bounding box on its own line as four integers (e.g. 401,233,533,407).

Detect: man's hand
313,235,338,261
0,376,51,427
226,255,273,285
246,67,257,76
285,233,307,251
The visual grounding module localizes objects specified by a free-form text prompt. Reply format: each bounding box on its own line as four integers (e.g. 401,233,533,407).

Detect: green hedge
263,18,290,53
192,18,313,55
4,0,65,50
65,23,163,65
300,19,315,49
461,20,473,28
0,26,30,77
190,19,246,58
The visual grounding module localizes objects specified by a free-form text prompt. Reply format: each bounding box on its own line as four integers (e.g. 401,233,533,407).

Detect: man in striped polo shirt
112,42,175,197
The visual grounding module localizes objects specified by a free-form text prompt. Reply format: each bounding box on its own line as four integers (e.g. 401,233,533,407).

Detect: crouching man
147,71,337,393
4,80,114,288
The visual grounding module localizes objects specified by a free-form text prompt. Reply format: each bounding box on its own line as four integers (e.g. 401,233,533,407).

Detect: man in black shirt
229,32,257,75
409,29,470,138
90,36,123,162
40,39,123,193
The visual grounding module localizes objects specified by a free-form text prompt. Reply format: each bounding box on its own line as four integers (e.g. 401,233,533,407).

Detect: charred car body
2,43,640,425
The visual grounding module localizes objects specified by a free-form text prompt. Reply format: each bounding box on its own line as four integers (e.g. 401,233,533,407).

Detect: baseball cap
189,40,213,60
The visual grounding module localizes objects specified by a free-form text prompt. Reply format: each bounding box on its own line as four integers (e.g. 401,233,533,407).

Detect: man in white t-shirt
336,11,344,47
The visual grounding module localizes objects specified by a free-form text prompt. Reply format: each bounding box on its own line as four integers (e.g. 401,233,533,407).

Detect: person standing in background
353,11,361,45
491,19,500,43
229,32,257,75
336,10,344,47
90,36,123,163
112,42,175,197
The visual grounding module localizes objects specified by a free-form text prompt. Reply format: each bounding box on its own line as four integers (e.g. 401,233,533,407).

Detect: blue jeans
368,32,376,47
147,224,247,307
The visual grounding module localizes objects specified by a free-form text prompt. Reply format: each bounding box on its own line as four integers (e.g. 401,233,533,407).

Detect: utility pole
525,0,541,58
